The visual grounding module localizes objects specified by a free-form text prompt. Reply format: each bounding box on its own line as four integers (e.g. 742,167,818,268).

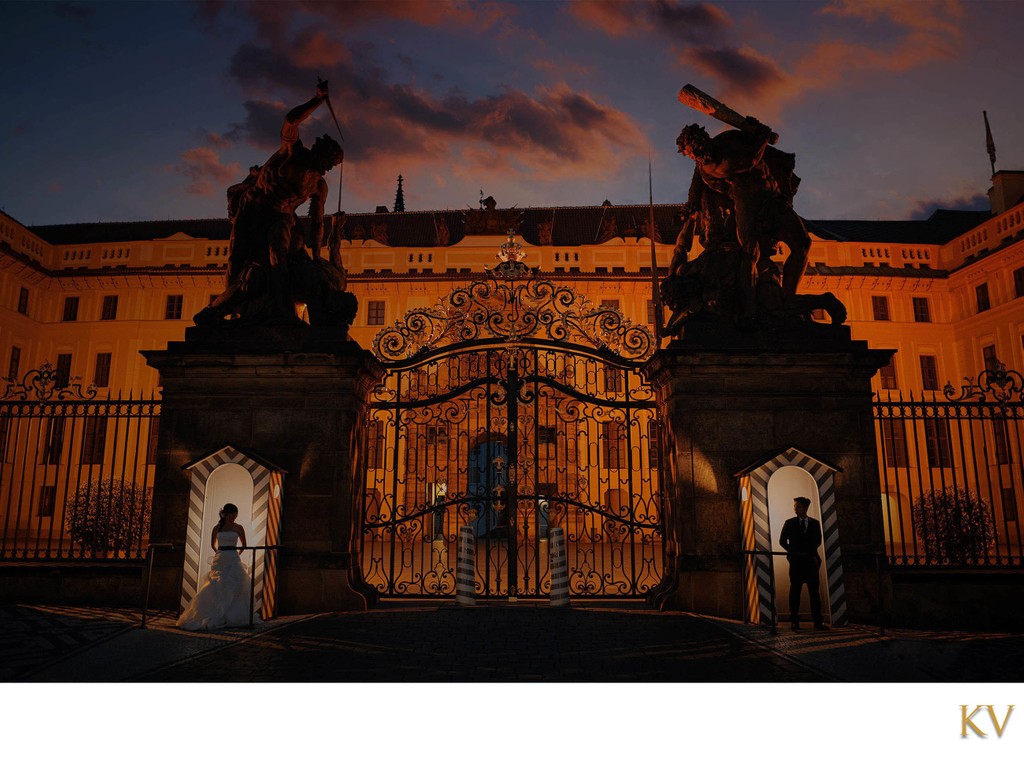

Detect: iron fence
874,363,1024,568
0,364,160,561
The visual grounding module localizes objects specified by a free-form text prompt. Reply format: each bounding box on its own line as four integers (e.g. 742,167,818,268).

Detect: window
8,345,21,381
101,295,118,321
367,301,385,326
648,420,659,468
912,297,930,323
601,421,627,469
600,298,620,310
81,417,107,465
923,418,953,468
366,420,384,469
94,353,112,388
165,295,183,320
605,367,624,393
62,297,80,322
55,353,72,389
43,419,65,465
976,283,991,313
920,356,939,391
1003,488,1018,522
982,345,1000,372
38,486,57,518
1014,268,1024,299
871,296,890,321
426,426,448,446
647,300,657,326
993,418,1010,465
538,426,557,453
879,355,898,390
880,419,908,467
17,287,29,316
146,419,160,464
0,416,9,463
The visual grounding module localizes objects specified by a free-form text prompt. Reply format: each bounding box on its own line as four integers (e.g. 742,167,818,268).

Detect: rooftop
28,205,991,249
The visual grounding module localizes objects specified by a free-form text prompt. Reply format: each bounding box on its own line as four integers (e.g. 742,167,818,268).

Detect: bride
177,503,252,630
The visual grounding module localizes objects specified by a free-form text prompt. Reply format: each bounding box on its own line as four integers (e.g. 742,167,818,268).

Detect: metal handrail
741,549,887,636
140,542,174,629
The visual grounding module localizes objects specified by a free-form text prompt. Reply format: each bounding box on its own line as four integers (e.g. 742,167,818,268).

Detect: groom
779,496,826,631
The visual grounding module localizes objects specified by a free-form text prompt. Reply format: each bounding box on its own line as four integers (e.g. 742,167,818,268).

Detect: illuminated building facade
2,169,1024,608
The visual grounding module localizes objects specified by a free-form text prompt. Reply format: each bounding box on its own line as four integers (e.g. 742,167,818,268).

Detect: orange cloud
569,0,731,41
820,0,964,39
174,147,240,197
676,0,966,113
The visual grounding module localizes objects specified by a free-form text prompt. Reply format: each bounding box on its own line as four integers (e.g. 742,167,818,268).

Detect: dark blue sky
1,0,1021,225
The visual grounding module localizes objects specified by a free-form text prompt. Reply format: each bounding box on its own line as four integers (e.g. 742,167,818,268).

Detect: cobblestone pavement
5,602,1024,682
0,605,146,680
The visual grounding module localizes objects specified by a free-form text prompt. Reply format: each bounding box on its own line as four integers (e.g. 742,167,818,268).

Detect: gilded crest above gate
372,252,655,363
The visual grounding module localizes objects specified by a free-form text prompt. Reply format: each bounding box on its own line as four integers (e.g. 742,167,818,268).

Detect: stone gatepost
642,324,893,623
143,326,383,614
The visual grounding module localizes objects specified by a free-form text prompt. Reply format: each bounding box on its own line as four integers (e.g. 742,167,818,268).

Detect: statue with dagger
664,85,844,334
196,78,356,330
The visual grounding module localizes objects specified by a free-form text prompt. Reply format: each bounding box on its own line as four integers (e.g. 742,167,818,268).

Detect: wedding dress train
176,530,252,630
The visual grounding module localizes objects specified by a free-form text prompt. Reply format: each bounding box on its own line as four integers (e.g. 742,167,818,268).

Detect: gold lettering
987,705,1014,738
961,705,986,737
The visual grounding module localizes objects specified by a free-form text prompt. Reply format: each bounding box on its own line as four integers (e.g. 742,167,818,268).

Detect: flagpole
984,110,997,177
648,158,663,345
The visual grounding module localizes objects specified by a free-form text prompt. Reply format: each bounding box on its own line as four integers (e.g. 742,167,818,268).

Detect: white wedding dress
177,530,252,630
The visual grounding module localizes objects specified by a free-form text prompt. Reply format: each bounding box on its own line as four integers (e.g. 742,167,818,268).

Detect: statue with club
663,85,845,333
195,79,356,331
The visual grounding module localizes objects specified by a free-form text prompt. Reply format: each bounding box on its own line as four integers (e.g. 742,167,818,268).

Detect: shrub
911,486,995,564
66,479,151,557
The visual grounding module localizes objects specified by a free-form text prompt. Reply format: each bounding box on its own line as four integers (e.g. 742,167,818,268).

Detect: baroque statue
663,85,846,335
194,80,357,331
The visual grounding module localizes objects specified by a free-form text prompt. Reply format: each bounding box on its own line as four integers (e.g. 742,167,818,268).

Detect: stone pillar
143,326,383,614
643,325,892,622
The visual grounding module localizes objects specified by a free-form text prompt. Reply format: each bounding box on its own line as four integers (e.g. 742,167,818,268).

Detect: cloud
204,131,235,148
569,0,731,42
218,16,646,159
172,147,241,196
908,191,989,220
673,0,966,112
196,3,648,211
678,45,790,102
531,58,592,78
820,0,964,42
210,0,514,44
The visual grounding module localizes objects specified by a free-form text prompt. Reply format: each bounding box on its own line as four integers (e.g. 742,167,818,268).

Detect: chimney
989,171,1024,215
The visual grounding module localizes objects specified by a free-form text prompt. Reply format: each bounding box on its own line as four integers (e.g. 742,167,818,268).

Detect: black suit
779,515,824,625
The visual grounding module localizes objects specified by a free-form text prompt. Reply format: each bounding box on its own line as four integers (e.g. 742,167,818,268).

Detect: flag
984,110,996,174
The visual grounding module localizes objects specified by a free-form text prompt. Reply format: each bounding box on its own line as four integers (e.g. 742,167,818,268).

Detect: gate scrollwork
373,264,655,362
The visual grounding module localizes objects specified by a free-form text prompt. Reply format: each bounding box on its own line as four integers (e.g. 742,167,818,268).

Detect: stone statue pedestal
643,323,893,622
143,324,382,614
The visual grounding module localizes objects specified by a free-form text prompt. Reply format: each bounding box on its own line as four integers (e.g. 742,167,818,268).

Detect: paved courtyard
3,601,1023,683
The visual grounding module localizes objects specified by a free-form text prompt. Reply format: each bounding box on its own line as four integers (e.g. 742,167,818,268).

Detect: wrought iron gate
360,250,663,598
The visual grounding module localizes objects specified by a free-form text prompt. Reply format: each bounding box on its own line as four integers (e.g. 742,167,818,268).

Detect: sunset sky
2,0,1022,226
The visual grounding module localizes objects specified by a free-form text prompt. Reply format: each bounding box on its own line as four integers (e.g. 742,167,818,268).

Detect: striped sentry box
181,445,286,620
456,526,475,606
736,446,848,627
549,527,569,607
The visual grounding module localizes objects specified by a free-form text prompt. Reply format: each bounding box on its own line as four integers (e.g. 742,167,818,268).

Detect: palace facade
2,169,1024,592
3,172,1024,399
